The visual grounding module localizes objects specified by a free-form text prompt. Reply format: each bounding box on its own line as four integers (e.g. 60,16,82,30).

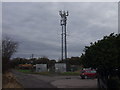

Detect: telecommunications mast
59,10,69,71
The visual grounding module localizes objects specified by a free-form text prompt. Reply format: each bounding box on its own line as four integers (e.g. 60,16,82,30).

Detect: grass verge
17,69,52,75
17,69,80,76
17,69,31,73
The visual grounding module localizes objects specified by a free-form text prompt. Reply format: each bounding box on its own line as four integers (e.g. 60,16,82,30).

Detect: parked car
80,69,97,79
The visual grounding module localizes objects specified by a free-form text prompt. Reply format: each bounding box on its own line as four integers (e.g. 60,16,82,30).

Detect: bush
108,76,120,89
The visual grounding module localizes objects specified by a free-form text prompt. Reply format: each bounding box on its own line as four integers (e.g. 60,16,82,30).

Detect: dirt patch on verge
2,71,23,88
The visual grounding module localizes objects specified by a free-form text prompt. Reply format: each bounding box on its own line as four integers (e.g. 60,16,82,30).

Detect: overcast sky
2,2,118,60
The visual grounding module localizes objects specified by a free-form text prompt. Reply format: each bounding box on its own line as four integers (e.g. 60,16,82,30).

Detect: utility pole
61,25,64,61
59,10,69,71
31,54,34,59
31,54,34,72
30,54,34,64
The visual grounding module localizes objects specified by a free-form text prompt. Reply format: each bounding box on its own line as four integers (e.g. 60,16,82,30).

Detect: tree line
10,56,82,68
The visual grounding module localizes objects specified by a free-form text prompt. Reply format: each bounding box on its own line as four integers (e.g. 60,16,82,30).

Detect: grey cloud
2,2,118,60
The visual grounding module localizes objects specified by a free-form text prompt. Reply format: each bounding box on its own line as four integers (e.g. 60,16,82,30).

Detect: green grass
17,69,51,75
17,69,31,73
17,69,80,76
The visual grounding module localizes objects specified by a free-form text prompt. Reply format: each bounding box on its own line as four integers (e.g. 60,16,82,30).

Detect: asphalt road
12,70,97,88
12,70,57,88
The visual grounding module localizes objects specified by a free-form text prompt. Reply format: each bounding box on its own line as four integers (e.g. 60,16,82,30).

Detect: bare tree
2,37,18,72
